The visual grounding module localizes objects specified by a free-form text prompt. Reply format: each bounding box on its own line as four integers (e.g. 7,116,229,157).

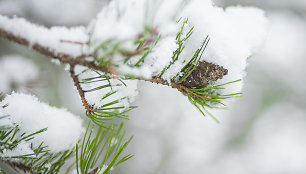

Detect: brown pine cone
181,61,228,88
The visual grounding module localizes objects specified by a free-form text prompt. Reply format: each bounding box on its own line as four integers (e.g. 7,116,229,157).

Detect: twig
149,77,198,98
0,28,108,74
69,64,93,114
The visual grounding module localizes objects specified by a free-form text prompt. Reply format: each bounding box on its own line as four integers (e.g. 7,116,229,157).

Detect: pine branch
0,126,75,174
0,26,206,111
69,64,93,114
0,28,107,74
0,24,157,77
0,26,226,89
0,17,238,121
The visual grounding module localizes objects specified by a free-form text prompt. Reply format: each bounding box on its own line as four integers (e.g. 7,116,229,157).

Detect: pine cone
181,61,228,88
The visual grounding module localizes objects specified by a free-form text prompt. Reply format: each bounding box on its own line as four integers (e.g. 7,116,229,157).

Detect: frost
0,55,39,93
0,93,84,153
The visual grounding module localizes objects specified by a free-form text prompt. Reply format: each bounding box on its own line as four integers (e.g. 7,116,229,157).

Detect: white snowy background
0,0,306,173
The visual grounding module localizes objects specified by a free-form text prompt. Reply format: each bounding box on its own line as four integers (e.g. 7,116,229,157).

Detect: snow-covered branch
0,0,268,173
0,15,230,114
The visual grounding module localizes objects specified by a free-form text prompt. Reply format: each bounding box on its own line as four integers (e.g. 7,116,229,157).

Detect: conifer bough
0,25,233,118
0,0,267,173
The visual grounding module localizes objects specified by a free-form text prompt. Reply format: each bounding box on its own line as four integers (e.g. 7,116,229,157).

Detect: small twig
0,28,108,74
69,65,93,114
149,77,197,98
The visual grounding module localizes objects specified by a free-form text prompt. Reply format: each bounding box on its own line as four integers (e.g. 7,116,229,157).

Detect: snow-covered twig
69,65,93,113
0,22,229,115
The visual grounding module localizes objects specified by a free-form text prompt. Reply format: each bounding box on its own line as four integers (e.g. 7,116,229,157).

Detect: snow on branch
0,0,268,173
0,15,88,57
0,0,267,119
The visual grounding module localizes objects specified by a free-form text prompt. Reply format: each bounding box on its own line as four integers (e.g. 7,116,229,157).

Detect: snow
0,0,267,102
143,36,178,77
87,0,180,80
177,1,267,95
0,0,268,123
88,0,266,99
74,66,139,109
0,0,275,173
89,0,146,45
0,93,84,153
0,55,39,93
0,15,89,57
1,141,34,159
0,0,268,121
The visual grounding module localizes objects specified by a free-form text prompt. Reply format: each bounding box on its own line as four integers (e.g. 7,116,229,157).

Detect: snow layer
1,141,34,159
88,0,180,79
178,1,267,94
0,55,39,93
89,0,180,46
75,66,139,109
0,93,84,153
0,15,89,57
88,0,267,96
0,0,267,109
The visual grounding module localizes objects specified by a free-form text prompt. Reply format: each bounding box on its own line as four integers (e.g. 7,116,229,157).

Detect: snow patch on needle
0,93,84,153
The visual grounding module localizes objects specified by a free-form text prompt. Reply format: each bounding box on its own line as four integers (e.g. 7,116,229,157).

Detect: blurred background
0,0,306,173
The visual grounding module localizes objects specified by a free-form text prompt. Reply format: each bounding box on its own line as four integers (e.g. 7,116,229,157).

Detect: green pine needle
76,122,133,174
183,79,242,122
0,126,75,174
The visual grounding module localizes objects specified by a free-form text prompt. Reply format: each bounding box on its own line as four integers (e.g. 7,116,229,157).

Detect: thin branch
69,64,93,114
0,28,108,74
0,29,180,86
149,77,198,98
